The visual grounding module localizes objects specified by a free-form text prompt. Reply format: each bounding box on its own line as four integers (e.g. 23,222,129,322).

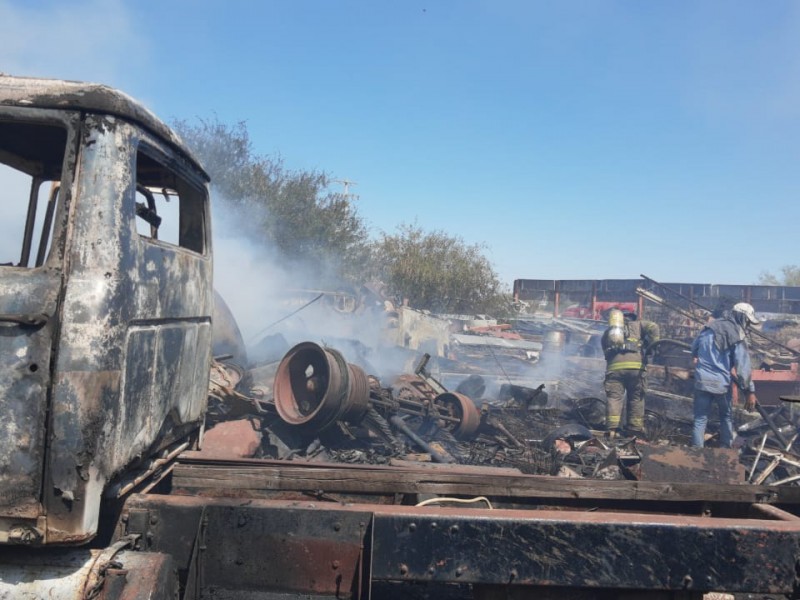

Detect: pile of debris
200,338,800,487
203,278,800,487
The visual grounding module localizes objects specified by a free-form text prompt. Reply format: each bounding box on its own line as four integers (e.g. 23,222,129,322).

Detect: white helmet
732,302,760,325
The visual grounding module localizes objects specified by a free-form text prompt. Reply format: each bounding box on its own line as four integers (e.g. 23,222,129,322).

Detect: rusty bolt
332,560,340,570
449,525,459,535
333,522,341,531
409,523,417,532
399,564,409,576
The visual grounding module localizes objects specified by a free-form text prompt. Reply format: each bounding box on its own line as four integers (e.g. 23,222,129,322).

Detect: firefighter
601,309,660,438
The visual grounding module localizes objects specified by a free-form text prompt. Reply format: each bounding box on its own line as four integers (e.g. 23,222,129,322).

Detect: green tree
758,265,800,286
369,223,508,314
172,117,508,315
172,117,370,284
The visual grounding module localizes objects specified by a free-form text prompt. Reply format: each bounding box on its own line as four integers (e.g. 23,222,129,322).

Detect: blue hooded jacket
691,316,755,395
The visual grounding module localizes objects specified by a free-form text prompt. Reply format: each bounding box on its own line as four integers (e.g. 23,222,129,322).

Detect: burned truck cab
0,75,213,545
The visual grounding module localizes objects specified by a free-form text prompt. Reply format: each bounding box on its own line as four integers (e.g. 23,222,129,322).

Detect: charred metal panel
121,494,369,599
117,322,211,459
42,115,212,543
124,494,800,596
0,108,78,541
0,272,58,518
371,508,800,594
0,74,207,179
200,504,366,597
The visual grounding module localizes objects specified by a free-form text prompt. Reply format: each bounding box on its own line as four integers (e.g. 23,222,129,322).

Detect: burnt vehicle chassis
88,455,800,599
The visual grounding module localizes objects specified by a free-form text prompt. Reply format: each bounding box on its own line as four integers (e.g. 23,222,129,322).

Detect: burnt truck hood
0,267,59,520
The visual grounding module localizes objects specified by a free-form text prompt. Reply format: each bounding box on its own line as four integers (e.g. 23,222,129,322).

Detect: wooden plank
171,459,800,505
388,459,523,476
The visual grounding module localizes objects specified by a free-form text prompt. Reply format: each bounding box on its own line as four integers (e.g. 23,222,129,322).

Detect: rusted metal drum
343,362,370,422
273,341,369,432
433,391,481,440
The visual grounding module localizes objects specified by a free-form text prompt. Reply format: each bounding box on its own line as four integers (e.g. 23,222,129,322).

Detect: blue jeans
692,389,734,448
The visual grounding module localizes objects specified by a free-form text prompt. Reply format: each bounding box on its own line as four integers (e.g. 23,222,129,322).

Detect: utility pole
334,179,359,201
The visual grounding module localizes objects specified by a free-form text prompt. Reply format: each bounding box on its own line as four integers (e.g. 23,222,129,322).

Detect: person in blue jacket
691,302,759,448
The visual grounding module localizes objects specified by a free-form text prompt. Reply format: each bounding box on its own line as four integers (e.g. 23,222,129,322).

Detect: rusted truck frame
2,74,800,599
139,455,800,599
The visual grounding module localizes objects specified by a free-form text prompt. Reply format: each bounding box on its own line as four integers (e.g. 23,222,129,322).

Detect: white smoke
209,190,410,380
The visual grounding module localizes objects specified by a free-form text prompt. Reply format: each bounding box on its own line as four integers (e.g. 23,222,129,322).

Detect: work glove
745,392,757,412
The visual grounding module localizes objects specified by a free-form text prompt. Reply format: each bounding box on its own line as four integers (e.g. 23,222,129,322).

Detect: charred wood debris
206,289,800,487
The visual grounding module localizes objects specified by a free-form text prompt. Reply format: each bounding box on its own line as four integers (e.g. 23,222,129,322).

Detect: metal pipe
755,402,791,449
105,441,190,498
641,274,800,357
19,179,41,267
749,432,768,483
636,288,703,325
369,398,462,424
35,182,59,267
389,415,454,464
750,503,800,521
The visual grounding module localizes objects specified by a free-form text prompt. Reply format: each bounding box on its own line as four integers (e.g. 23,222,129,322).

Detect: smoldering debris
204,283,800,486
199,338,793,486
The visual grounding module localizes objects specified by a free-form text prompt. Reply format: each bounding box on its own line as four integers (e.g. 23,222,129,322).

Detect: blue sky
2,0,798,289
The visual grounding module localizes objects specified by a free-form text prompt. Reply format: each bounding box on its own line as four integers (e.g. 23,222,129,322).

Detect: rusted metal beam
370,506,800,593
750,503,800,521
123,494,800,596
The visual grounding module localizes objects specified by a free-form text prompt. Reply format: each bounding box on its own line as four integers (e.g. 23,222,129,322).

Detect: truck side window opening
0,120,66,267
134,149,206,254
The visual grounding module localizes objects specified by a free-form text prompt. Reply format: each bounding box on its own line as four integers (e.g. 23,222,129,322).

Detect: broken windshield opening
134,147,207,254
0,120,67,268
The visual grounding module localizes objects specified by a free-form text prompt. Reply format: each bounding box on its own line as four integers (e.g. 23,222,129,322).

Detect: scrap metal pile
202,337,800,486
